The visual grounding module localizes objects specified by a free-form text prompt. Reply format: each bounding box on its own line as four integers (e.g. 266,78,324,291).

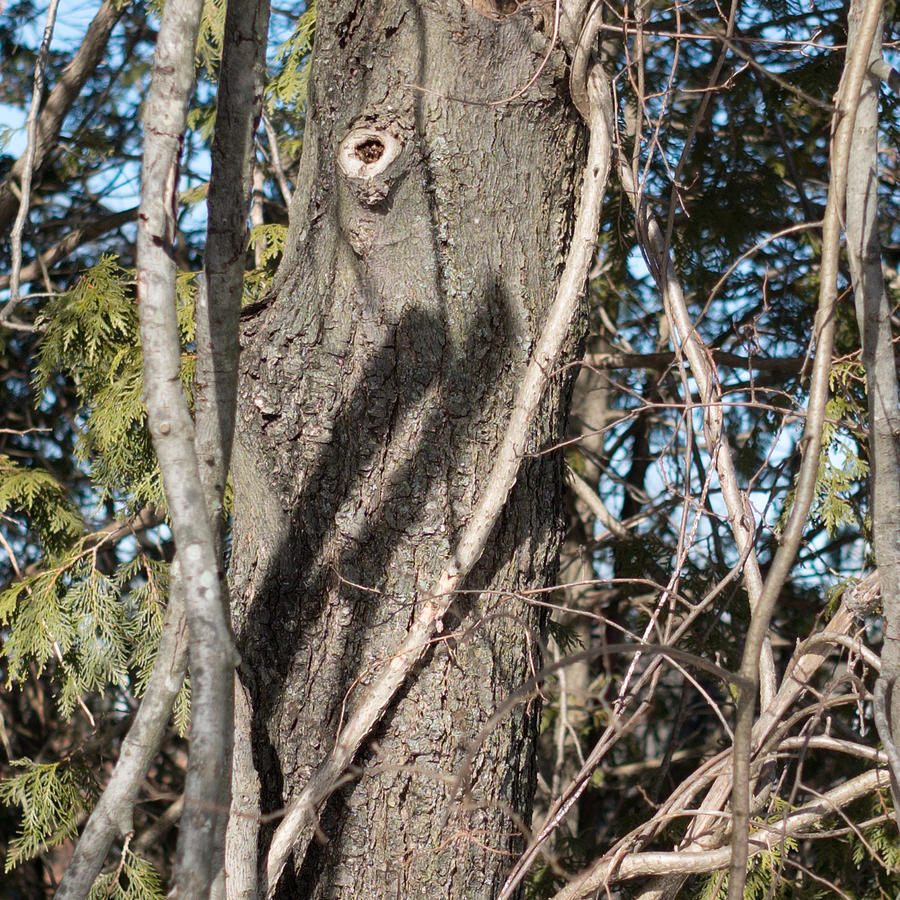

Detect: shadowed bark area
229,2,585,895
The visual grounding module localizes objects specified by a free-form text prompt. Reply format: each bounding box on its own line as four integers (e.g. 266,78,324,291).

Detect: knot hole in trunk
337,124,404,206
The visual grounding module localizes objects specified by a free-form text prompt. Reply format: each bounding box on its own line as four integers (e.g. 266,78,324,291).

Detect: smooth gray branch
135,0,237,895
846,1,900,827
196,0,271,895
551,769,890,899
262,64,615,899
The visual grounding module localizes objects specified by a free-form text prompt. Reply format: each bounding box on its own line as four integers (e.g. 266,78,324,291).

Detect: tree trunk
230,2,585,896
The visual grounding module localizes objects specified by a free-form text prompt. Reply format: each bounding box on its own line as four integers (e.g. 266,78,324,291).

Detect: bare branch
583,349,809,373
194,0,271,893
566,464,630,539
727,4,885,895
617,155,777,712
2,0,60,326
845,0,900,825
262,64,616,898
0,208,137,292
261,111,293,207
197,0,270,541
0,0,126,233
871,58,900,94
551,769,891,900
134,0,238,893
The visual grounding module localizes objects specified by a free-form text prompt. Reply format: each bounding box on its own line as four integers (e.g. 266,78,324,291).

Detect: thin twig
261,111,293,206
2,0,61,326
0,0,125,233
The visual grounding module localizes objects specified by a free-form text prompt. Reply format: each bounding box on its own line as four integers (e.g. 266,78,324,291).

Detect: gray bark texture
229,1,586,897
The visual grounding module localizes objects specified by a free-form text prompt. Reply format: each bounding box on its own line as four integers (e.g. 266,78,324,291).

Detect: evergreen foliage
86,850,165,900
0,758,97,869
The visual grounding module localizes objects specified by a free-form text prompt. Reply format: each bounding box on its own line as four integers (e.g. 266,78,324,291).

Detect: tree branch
0,0,125,232
0,208,137,293
2,0,60,326
262,64,616,898
194,0,271,894
134,0,237,894
616,156,778,713
551,769,891,900
583,349,810,373
727,3,884,895
845,0,900,827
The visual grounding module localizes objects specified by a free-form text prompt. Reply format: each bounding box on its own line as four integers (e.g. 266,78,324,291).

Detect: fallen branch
550,769,891,900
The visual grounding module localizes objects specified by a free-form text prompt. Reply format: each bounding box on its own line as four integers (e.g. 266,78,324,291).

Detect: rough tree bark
229,1,588,896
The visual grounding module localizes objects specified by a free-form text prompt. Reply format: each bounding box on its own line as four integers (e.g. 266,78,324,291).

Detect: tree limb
2,0,60,326
0,208,137,293
194,0,271,894
616,156,778,713
262,63,615,899
0,0,125,233
135,0,237,894
727,4,884,895
551,769,891,900
845,0,900,827
583,349,810,373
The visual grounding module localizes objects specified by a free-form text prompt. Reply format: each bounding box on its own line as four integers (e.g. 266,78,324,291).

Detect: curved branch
263,65,616,898
552,768,890,900
0,0,126,232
